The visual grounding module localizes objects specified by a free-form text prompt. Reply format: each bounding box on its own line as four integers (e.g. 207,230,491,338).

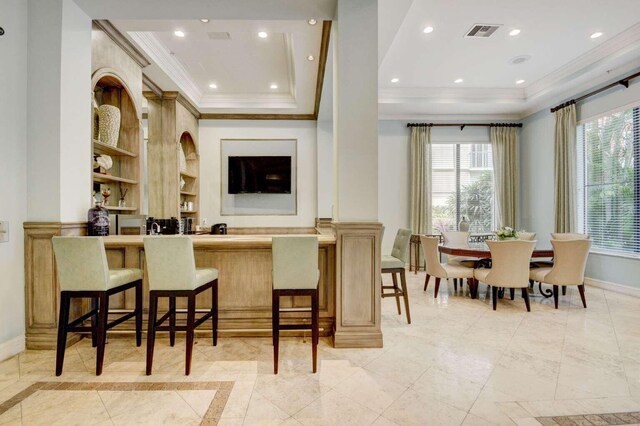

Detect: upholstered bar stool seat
143,236,219,376
52,237,143,376
272,236,320,374
381,228,412,324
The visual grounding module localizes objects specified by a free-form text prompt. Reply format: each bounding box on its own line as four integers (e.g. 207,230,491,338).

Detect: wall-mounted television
228,156,292,194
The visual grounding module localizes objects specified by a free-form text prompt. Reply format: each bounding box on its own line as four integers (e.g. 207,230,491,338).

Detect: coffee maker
211,223,228,235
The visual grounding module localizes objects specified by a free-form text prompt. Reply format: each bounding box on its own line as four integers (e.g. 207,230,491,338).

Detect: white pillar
27,0,91,222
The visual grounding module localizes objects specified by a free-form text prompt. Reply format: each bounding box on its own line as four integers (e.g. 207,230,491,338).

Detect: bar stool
52,237,143,376
143,236,219,376
271,236,319,374
381,228,412,324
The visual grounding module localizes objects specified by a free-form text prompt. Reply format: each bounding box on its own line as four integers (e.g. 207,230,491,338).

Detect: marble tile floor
1,271,640,425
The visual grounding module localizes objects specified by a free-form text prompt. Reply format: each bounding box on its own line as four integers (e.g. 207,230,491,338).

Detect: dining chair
474,240,536,311
529,239,591,309
518,232,536,241
550,232,589,240
441,231,473,291
52,237,143,376
382,228,412,324
271,236,320,374
421,236,475,299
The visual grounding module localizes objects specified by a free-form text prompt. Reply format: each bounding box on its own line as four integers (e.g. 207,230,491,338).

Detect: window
577,105,640,256
431,143,496,234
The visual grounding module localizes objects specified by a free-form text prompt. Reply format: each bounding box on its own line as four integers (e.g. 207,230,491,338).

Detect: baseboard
0,335,25,362
585,277,640,298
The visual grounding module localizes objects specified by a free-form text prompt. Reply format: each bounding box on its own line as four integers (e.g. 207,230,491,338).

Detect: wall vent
464,24,501,38
208,32,231,40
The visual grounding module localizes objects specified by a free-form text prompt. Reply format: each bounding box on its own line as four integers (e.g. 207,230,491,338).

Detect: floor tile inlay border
0,381,234,425
537,412,640,425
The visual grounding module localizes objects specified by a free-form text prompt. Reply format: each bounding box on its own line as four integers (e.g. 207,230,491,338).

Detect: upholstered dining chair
382,228,412,324
550,232,589,240
421,236,475,298
529,239,591,309
52,237,143,376
441,231,473,291
271,236,319,374
474,240,536,311
143,236,219,376
518,232,536,241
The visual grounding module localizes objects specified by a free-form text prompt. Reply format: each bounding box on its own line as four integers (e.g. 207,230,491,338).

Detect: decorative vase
88,201,110,236
179,143,188,172
458,216,470,232
98,105,121,147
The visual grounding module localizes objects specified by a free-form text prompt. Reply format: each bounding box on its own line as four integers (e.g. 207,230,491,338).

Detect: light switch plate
0,221,9,243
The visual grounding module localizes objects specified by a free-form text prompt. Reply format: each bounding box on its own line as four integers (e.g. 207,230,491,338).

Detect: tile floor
1,271,640,425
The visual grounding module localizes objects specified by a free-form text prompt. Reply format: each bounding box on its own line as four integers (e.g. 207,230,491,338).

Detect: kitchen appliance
146,217,180,235
211,223,228,235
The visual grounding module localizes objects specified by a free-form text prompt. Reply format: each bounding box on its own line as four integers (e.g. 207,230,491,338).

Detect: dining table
438,241,554,299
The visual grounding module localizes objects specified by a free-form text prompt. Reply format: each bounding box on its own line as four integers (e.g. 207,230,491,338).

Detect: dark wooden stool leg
169,296,176,347
522,288,531,312
510,288,515,300
434,277,441,298
90,297,98,348
492,286,498,310
211,280,218,346
272,291,280,374
55,292,71,376
454,278,458,292
135,280,142,347
311,290,319,373
423,274,430,291
391,273,402,315
578,284,587,308
400,270,411,324
146,292,158,375
96,292,109,376
562,285,567,296
553,285,559,309
185,294,196,376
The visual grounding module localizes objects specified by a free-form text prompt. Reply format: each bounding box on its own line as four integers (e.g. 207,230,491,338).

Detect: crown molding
284,32,297,101
379,86,525,104
176,93,201,119
378,113,522,121
314,20,332,118
93,20,150,68
200,113,315,120
142,74,163,97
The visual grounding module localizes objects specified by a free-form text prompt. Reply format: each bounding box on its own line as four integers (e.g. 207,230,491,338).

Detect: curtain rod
406,123,522,130
550,70,640,113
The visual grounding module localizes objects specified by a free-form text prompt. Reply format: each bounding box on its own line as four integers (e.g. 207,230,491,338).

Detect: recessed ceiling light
423,26,434,34
516,79,525,85
308,19,317,25
454,78,464,84
209,83,217,89
509,29,521,36
307,55,315,61
391,78,399,83
174,30,185,37
200,19,209,23
258,31,268,39
270,83,278,89
590,32,603,39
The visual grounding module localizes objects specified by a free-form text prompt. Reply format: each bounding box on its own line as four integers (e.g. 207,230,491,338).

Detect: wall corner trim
585,277,640,298
0,335,25,363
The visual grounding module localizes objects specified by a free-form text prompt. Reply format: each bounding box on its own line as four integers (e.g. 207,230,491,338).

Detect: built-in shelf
93,172,138,185
103,206,137,211
180,191,197,196
180,170,197,179
180,210,198,214
93,140,137,157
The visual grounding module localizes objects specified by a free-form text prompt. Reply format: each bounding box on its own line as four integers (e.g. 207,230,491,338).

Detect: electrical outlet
0,221,8,243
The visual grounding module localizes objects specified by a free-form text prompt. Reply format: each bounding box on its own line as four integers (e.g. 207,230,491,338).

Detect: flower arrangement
495,226,518,240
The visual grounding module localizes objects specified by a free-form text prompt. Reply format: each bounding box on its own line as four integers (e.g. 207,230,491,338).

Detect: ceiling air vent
465,24,501,38
208,32,231,40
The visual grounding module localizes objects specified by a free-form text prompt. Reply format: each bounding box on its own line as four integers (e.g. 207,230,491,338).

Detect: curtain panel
410,126,432,235
490,126,519,228
554,104,577,233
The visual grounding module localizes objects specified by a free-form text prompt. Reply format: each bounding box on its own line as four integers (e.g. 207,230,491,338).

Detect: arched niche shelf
91,68,142,213
179,131,199,222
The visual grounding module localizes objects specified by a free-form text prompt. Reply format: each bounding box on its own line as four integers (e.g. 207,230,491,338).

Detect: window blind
577,106,640,255
431,143,495,234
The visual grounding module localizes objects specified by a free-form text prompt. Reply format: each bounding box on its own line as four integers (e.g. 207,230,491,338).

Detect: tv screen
228,156,292,194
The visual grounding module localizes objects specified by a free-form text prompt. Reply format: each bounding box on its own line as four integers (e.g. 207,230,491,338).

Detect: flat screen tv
228,156,292,194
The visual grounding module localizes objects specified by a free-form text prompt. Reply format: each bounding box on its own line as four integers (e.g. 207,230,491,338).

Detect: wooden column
333,222,383,348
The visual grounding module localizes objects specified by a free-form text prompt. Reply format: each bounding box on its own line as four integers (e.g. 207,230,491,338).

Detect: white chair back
484,240,536,288
272,236,319,290
544,239,592,285
518,232,536,241
144,236,197,290
550,232,589,240
420,236,447,277
442,231,470,245
52,237,110,291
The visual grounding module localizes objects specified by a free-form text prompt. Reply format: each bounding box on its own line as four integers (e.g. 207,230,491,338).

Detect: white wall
199,120,318,228
0,0,28,358
316,37,334,219
521,73,640,289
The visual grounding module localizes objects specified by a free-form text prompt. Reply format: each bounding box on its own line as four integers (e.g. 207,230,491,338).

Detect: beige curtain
554,104,577,233
490,126,519,228
410,126,432,235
